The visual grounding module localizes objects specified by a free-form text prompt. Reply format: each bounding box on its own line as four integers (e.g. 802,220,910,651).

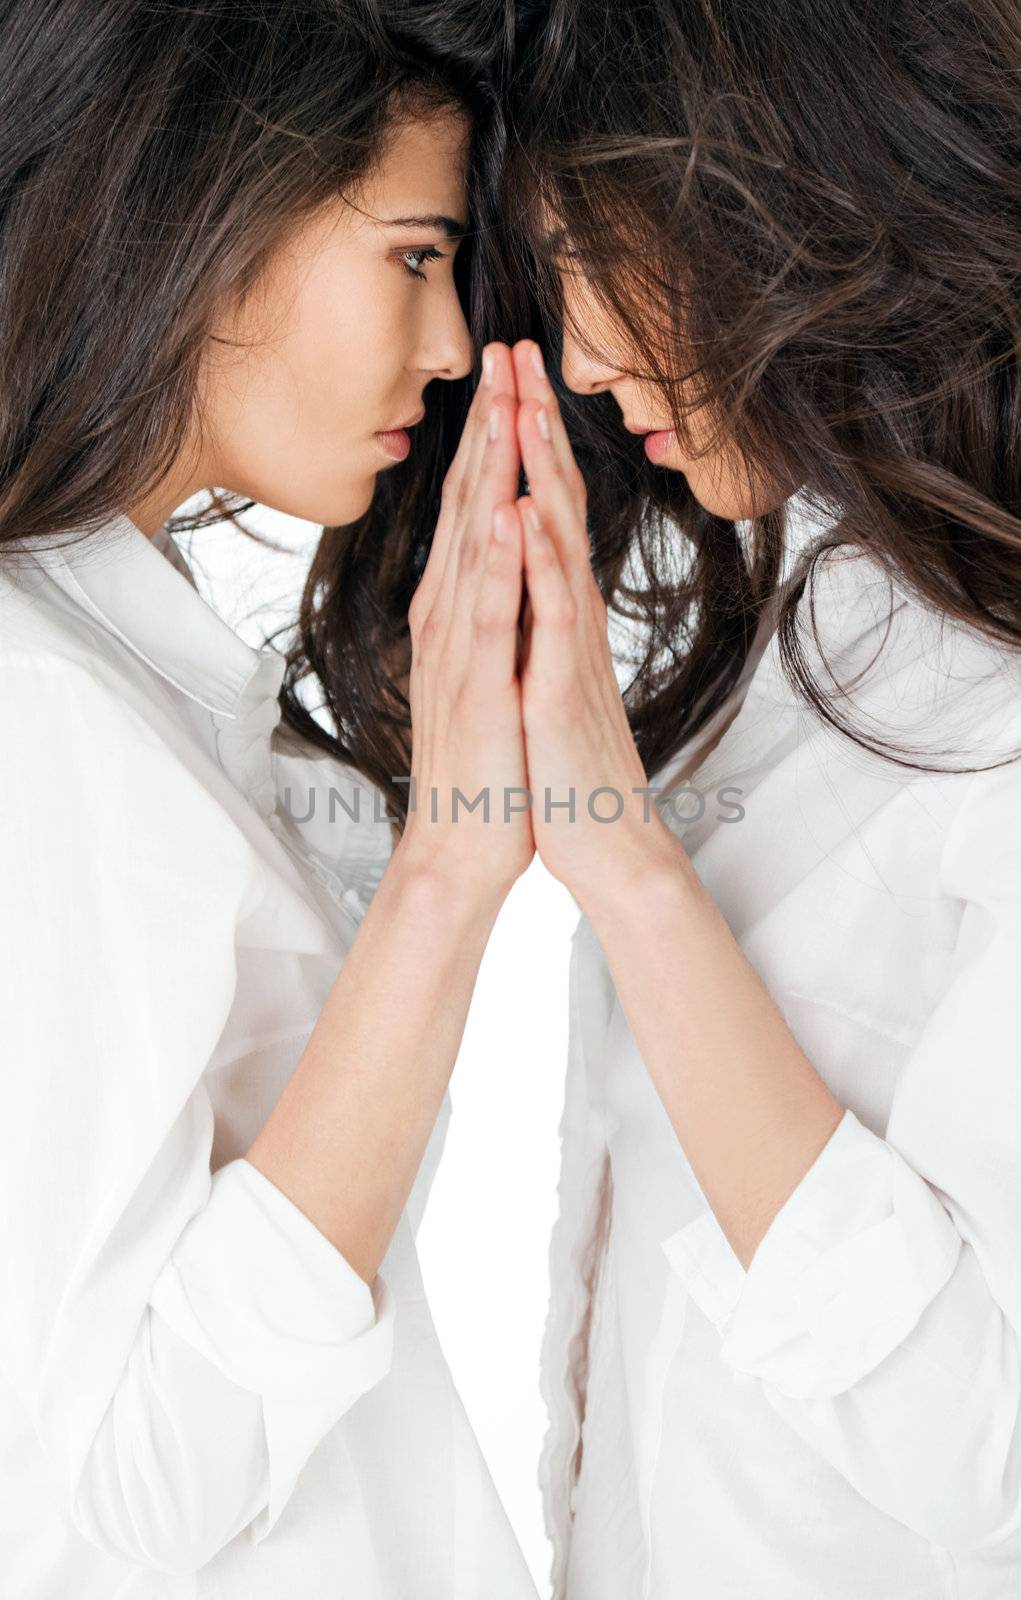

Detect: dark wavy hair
505,0,1021,782
0,0,512,824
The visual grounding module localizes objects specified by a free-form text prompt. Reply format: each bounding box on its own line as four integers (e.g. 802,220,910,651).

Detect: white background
188,500,577,1593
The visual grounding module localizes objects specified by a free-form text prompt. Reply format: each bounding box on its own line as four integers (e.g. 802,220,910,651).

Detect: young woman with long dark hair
492,2,1021,1595
0,3,540,1594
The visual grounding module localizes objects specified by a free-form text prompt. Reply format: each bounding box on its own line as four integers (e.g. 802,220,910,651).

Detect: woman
0,2,539,1595
495,1,1021,1596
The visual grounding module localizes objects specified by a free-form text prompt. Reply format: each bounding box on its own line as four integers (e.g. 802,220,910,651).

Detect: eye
400,245,446,280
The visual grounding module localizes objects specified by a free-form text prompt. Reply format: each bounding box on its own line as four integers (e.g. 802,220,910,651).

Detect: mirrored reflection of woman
0,3,540,1595
498,3,1021,1596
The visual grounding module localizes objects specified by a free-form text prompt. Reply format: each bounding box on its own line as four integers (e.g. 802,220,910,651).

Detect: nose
560,323,624,395
559,292,627,395
415,281,473,383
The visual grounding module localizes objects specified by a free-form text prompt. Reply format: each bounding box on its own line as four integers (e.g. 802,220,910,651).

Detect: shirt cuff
148,1156,395,1542
660,1108,963,1399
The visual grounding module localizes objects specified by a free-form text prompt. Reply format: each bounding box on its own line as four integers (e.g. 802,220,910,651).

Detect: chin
687,476,780,522
331,475,377,525
684,460,791,521
689,488,753,520
264,474,378,529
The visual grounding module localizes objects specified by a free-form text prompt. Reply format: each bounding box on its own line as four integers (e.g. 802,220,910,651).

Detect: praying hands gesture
395,341,533,900
506,338,688,914
399,336,688,917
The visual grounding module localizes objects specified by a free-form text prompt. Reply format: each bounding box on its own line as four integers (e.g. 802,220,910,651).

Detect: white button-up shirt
539,532,1021,1599
0,513,538,1598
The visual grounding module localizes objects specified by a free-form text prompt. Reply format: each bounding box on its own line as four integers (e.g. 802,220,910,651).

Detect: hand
392,342,535,903
506,339,685,911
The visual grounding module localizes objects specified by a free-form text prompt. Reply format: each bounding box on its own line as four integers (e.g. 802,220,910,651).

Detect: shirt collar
15,511,281,719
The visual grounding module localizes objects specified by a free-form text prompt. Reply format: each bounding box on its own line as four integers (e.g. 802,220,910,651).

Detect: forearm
578,838,844,1270
245,853,506,1284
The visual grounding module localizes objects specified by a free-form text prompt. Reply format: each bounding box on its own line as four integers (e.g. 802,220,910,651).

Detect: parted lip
376,409,426,434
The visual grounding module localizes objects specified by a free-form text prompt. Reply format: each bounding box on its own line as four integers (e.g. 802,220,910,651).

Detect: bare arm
246,344,534,1285
244,859,506,1283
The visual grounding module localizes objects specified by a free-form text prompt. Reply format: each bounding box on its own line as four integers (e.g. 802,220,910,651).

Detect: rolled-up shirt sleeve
0,654,394,1573
659,755,1021,1553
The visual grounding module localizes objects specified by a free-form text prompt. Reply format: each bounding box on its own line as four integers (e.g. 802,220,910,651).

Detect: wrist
571,820,704,927
383,837,513,927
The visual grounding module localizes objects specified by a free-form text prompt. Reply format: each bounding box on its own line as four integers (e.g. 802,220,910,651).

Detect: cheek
292,306,375,422
286,258,408,428
200,255,419,523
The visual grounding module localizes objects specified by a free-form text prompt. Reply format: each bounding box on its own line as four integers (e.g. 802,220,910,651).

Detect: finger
466,502,525,695
519,493,578,691
512,340,585,512
442,352,521,621
462,342,519,518
456,343,518,523
469,387,522,550
458,342,515,506
517,589,535,678
446,388,522,641
521,593,535,650
410,377,484,627
416,342,515,616
516,398,591,589
437,343,518,612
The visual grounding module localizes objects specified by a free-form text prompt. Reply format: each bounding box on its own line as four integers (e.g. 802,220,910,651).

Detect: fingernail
488,405,501,441
530,344,546,379
482,348,494,386
536,406,551,441
525,504,544,536
492,509,509,543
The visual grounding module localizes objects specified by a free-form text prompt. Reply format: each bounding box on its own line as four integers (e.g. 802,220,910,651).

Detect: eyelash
400,246,446,280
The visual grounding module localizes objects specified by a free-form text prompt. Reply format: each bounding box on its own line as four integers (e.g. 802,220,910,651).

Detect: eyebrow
377,213,469,239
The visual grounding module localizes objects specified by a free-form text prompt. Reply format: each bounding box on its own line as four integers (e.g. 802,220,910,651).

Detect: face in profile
166,107,473,531
552,249,790,523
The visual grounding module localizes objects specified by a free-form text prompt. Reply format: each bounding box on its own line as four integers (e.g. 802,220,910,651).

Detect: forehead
357,107,470,220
